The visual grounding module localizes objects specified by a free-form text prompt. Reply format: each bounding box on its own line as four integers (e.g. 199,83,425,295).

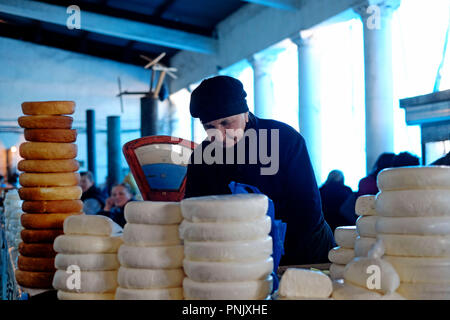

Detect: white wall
0,37,150,186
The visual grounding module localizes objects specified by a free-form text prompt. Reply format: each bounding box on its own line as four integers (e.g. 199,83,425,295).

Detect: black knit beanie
189,75,249,123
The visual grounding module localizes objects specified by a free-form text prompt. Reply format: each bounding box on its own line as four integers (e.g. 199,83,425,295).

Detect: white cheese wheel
52,269,118,293
356,215,377,237
383,255,450,284
63,215,123,236
375,190,450,217
57,291,115,300
331,281,405,300
355,195,376,216
328,247,355,265
124,201,182,225
334,226,357,249
183,276,272,300
376,216,450,235
329,263,345,280
123,223,181,246
354,236,376,257
377,166,450,191
180,194,268,222
117,267,184,289
55,253,119,271
53,235,123,254
378,234,450,257
184,237,272,262
118,244,183,269
278,268,332,298
343,257,400,294
179,216,271,241
115,287,183,300
183,258,273,282
397,282,450,300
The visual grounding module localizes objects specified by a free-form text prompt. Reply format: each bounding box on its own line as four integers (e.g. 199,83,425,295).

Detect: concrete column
107,116,121,192
86,109,96,182
248,53,277,119
140,96,159,137
354,0,400,172
291,32,322,183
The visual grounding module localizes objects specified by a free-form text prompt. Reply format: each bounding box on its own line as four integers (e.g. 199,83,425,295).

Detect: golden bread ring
19,186,82,201
19,142,77,160
15,269,54,288
21,101,75,115
21,212,82,229
21,229,64,243
19,172,80,187
18,159,80,173
22,200,83,213
18,115,73,129
18,242,56,258
24,129,77,143
18,256,56,272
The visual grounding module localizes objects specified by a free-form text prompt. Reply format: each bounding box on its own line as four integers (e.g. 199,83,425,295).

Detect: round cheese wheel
55,253,120,271
57,291,115,300
118,244,183,269
19,186,82,201
123,223,180,246
18,256,55,272
183,276,273,300
15,269,54,289
334,226,357,249
18,242,56,258
63,215,122,236
117,267,184,289
24,129,77,143
180,194,268,222
397,282,450,300
278,268,333,299
115,287,183,300
356,215,377,237
21,229,64,243
383,255,450,284
328,247,355,265
52,269,117,293
18,159,80,173
183,258,273,282
22,200,83,213
329,263,345,280
355,195,376,216
19,173,80,187
19,142,77,160
377,166,450,191
18,115,73,129
179,216,271,241
184,237,272,262
354,236,376,257
377,234,450,257
376,217,450,235
21,101,75,115
21,213,82,229
53,235,123,254
124,201,182,225
375,190,450,217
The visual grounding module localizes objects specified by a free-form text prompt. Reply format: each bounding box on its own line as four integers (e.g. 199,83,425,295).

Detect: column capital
290,30,316,48
247,49,280,73
353,0,401,19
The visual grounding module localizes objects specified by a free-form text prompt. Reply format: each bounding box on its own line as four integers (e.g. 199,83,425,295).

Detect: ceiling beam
241,0,300,11
0,0,217,54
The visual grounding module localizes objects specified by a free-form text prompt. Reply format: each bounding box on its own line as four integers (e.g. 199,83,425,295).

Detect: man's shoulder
255,118,304,142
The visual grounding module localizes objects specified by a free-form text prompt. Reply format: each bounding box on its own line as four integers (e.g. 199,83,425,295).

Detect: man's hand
104,197,114,211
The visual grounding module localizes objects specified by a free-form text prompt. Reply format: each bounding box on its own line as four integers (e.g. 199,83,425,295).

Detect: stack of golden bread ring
15,101,84,289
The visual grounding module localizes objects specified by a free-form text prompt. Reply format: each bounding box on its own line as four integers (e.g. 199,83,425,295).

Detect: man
80,171,106,215
184,75,335,265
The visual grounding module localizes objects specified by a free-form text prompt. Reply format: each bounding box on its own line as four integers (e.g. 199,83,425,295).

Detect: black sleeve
184,144,209,199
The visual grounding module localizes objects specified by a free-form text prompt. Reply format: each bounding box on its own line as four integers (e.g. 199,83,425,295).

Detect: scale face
123,136,197,201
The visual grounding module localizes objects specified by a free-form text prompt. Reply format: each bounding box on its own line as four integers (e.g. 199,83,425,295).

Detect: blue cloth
228,181,286,292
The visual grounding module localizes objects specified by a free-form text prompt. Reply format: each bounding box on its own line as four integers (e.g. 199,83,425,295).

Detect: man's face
80,176,94,193
203,112,249,148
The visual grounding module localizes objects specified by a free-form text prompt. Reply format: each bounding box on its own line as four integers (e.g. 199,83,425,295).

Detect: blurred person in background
392,151,420,167
80,171,106,215
98,183,134,227
356,152,395,197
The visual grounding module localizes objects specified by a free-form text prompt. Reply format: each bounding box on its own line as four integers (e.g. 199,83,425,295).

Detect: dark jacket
319,182,356,232
81,185,106,215
98,205,127,228
184,113,336,265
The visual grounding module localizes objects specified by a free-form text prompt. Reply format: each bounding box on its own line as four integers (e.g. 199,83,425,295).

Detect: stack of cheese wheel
15,101,83,290
52,215,123,300
115,201,184,300
328,226,357,280
375,166,450,300
354,195,377,258
180,194,273,300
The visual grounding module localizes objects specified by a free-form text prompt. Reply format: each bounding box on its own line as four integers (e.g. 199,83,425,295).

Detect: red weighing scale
122,136,197,201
